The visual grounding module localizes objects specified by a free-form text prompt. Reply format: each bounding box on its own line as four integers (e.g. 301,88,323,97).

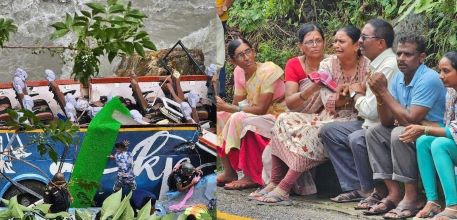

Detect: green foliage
257,41,296,68
75,209,92,220
228,0,457,77
51,0,156,86
6,109,79,164
0,196,70,219
100,189,123,220
397,0,457,65
0,18,17,47
227,1,269,33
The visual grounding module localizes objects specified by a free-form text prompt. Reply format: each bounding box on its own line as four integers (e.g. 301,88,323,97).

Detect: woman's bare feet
223,176,260,190
216,171,237,187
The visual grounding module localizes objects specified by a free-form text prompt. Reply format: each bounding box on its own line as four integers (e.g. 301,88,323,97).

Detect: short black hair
367,19,394,48
115,142,127,150
227,38,252,59
397,34,426,53
298,23,325,43
444,51,457,70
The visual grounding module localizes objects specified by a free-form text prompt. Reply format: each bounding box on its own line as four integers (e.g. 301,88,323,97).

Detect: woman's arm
285,81,320,110
399,124,447,143
241,92,274,115
216,93,273,115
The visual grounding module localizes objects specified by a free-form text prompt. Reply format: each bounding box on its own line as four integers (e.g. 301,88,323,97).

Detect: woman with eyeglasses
216,38,286,190
239,23,326,195
253,25,370,205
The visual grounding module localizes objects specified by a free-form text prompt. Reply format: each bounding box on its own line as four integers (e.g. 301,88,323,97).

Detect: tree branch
2,45,75,50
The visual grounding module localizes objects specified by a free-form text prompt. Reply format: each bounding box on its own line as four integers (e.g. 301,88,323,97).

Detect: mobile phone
308,72,321,83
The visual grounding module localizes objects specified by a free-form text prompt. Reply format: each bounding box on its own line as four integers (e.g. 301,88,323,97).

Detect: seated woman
404,51,457,219
216,38,286,190
235,23,326,192
254,25,370,204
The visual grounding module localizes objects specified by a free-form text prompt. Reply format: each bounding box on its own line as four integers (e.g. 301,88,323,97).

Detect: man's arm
354,66,396,121
377,91,429,126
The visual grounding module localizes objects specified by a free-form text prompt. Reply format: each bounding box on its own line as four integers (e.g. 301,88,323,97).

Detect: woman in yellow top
216,38,286,189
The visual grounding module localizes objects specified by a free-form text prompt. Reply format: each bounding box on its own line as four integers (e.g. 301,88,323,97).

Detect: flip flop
363,198,397,215
416,201,442,218
256,191,292,206
354,192,383,210
433,207,457,220
330,190,365,203
248,184,276,201
382,202,422,219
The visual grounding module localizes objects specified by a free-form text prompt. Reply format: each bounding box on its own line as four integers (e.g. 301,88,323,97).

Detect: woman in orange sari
216,38,286,189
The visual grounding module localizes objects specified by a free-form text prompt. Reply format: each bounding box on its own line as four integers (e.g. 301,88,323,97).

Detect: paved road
217,187,386,220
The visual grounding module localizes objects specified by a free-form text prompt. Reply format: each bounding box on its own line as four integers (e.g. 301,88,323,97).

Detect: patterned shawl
445,88,457,143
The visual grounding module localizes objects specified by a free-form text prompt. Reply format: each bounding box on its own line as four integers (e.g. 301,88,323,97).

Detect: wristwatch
350,91,357,99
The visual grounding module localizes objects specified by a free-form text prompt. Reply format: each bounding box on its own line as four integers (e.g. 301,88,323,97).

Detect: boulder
115,48,205,77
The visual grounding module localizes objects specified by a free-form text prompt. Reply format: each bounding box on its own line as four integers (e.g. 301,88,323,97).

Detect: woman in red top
221,24,326,190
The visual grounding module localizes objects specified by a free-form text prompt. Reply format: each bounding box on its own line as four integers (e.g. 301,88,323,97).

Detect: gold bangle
299,92,307,101
424,126,430,135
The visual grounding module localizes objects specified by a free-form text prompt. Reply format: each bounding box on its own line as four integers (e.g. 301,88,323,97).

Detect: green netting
69,97,130,207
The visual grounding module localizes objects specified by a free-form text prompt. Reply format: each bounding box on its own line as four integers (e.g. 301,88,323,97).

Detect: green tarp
69,97,130,207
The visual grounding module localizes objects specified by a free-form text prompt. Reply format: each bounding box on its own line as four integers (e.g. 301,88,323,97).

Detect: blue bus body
0,124,214,206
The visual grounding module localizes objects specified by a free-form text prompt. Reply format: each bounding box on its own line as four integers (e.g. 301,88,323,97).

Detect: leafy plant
6,109,79,166
51,0,157,86
0,196,70,219
0,18,17,47
397,0,457,65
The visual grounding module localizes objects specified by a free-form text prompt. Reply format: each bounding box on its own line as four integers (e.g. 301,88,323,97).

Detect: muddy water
0,0,220,81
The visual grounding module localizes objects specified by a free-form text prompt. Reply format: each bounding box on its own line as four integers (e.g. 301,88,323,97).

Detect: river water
0,0,221,81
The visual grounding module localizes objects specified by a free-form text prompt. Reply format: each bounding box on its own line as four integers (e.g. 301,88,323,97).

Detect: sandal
355,192,383,210
223,179,260,190
256,191,292,206
383,202,422,219
433,207,457,220
330,190,365,203
416,201,442,218
248,184,276,200
363,198,397,215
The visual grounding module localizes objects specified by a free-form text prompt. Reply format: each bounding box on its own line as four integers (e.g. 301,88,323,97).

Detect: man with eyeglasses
320,19,398,208
363,34,446,218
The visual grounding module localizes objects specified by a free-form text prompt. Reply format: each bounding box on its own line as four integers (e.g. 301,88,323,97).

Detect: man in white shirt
319,19,398,209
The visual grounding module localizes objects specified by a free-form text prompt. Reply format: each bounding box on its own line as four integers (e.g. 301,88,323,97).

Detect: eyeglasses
360,35,380,41
302,39,324,47
234,48,253,60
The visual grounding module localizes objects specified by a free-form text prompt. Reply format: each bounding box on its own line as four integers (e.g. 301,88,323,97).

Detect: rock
115,48,205,77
